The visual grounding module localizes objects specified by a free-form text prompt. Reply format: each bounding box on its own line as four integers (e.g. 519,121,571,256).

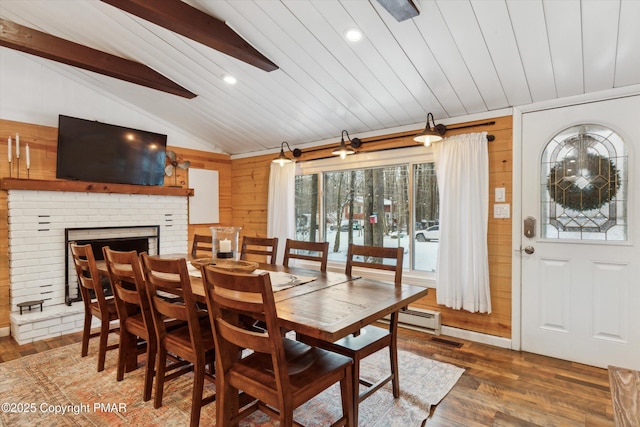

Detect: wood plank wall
232,115,513,338
0,119,232,330
168,146,233,240
2,116,512,339
0,119,59,331
414,116,513,338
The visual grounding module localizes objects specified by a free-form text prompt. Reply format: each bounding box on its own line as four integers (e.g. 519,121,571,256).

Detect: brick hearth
7,188,188,344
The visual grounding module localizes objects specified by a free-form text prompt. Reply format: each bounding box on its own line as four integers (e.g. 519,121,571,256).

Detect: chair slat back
191,234,213,259
103,247,152,332
140,254,204,343
240,236,279,264
346,244,404,286
283,239,329,272
201,267,289,384
70,242,109,308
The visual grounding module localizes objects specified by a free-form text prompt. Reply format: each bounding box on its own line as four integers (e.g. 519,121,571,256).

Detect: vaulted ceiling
1,0,639,156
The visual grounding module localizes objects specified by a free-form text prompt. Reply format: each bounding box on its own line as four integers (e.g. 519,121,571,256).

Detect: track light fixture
332,130,362,159
272,141,301,167
414,113,446,147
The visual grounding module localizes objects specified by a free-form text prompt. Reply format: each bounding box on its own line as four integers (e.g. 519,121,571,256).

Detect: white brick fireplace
7,188,189,344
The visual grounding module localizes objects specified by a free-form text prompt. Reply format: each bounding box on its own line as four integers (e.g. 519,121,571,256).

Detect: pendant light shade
272,141,297,167
414,113,446,147
332,130,362,159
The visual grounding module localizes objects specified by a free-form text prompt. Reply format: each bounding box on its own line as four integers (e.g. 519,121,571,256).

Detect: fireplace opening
77,237,150,260
76,237,150,299
65,225,160,305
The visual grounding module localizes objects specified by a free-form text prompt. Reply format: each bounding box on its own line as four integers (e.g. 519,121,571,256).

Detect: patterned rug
0,337,464,426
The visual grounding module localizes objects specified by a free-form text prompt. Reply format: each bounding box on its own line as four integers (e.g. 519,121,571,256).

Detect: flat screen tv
56,115,167,186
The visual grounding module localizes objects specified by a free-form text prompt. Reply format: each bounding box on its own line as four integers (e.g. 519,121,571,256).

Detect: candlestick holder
8,159,11,178
16,157,20,179
209,226,242,261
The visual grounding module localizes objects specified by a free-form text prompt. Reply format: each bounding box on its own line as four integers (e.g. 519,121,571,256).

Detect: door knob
524,246,535,254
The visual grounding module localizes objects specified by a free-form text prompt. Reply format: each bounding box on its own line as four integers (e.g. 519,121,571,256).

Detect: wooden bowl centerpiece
190,258,258,273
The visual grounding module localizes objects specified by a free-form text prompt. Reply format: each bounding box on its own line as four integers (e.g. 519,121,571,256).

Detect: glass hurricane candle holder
209,226,242,261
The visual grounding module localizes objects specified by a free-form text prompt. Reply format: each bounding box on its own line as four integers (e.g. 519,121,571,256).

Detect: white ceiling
1,0,639,156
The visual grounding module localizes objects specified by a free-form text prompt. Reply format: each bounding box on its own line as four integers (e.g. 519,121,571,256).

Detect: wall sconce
414,113,446,147
272,141,302,167
332,130,362,159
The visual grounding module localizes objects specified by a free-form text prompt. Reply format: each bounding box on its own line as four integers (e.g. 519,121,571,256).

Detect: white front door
521,95,640,370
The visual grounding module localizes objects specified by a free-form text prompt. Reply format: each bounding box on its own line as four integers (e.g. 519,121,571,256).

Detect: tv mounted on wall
56,115,167,186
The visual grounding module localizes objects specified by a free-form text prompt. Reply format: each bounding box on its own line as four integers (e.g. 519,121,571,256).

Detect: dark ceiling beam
0,19,196,98
100,0,278,72
376,0,420,22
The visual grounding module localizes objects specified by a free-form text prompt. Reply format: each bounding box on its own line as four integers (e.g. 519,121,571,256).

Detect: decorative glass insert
541,124,627,241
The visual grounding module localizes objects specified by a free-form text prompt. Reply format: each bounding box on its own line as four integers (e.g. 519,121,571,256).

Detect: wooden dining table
190,263,429,343
98,254,429,424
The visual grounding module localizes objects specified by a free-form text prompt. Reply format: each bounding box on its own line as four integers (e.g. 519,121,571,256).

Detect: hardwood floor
0,327,614,426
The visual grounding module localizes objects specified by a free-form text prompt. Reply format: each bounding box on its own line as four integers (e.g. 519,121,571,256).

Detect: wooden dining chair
70,242,119,372
282,239,329,272
201,266,354,426
298,243,404,425
240,236,279,264
190,233,213,259
140,253,216,427
103,247,187,402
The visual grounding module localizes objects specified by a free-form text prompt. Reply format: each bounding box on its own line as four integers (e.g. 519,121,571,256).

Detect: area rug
0,338,463,426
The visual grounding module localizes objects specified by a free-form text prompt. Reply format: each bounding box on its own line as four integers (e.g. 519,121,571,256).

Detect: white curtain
432,132,491,313
267,162,296,264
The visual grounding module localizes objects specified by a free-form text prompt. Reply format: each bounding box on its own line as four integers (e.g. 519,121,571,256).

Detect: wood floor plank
0,327,616,426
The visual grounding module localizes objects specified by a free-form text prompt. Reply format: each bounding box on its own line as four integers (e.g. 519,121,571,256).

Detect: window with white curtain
294,146,439,272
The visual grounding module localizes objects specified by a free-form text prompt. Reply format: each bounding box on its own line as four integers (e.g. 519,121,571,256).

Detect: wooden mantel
1,178,194,196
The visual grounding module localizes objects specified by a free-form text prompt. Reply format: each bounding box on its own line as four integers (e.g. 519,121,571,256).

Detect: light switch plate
494,203,510,218
495,187,506,202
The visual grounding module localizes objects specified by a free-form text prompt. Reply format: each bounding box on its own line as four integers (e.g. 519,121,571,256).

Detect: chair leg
352,356,361,426
154,349,168,409
340,364,355,427
217,380,235,426
97,319,110,372
189,361,205,427
81,312,92,357
281,401,294,427
143,342,157,402
116,330,130,381
390,338,400,398
389,314,400,398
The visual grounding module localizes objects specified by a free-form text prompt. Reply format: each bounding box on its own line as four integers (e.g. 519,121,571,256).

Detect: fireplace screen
65,225,160,304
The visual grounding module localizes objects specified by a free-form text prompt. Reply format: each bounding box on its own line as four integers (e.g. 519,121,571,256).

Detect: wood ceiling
1,0,639,156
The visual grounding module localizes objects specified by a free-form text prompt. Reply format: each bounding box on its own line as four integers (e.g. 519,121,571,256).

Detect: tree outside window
295,161,439,272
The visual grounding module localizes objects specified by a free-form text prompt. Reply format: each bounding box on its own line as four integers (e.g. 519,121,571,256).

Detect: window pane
294,174,320,242
294,156,440,272
323,166,410,268
413,163,439,271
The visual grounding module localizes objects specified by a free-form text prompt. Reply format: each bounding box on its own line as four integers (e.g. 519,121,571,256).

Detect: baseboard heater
381,307,442,335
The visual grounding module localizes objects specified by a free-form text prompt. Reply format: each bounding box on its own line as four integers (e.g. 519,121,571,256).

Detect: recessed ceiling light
344,28,363,42
223,75,237,85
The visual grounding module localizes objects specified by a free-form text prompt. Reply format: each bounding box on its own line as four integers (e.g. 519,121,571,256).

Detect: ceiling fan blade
164,165,174,176
178,161,190,169
166,150,176,162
